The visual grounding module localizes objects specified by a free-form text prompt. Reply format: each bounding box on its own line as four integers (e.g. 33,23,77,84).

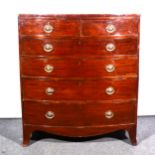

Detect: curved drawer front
81,57,137,77
21,57,137,77
23,100,136,126
22,78,137,100
21,57,80,77
82,18,139,36
20,38,138,56
19,19,79,37
80,38,138,55
20,38,79,56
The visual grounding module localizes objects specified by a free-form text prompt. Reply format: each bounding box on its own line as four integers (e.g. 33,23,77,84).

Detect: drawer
22,78,137,100
21,57,80,77
21,56,137,77
19,19,79,37
23,100,136,126
82,56,138,77
80,38,138,55
82,18,139,36
20,37,138,56
20,38,79,56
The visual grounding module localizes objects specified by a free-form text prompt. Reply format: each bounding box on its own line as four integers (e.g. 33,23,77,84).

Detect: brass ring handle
105,110,114,119
45,87,55,95
105,64,115,72
106,43,116,52
105,86,115,95
45,111,55,119
43,44,53,52
105,24,116,33
44,64,54,73
43,23,54,33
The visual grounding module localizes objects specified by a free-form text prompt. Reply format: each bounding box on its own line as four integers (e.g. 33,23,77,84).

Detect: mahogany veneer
20,37,138,56
23,100,136,126
18,14,140,146
21,56,137,77
22,78,137,100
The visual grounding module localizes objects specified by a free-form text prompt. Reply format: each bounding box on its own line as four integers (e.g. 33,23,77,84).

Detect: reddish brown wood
22,124,32,147
20,37,138,56
19,14,140,20
81,18,139,36
127,125,137,145
23,100,136,126
19,19,80,37
20,38,79,56
79,37,138,55
23,123,136,146
21,56,138,77
22,78,137,100
18,14,140,146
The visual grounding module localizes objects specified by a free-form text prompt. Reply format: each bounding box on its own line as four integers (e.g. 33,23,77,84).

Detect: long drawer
23,100,136,126
20,37,138,56
21,56,138,77
22,78,137,100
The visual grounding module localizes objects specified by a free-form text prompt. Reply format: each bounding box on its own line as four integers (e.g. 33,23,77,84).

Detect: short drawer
21,56,138,77
22,78,137,100
19,19,79,37
82,18,139,36
23,100,136,126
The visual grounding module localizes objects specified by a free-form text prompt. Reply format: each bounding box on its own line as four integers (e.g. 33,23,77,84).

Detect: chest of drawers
18,14,140,146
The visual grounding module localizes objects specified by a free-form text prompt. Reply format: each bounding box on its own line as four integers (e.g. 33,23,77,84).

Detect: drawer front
23,100,136,126
82,19,139,36
22,78,137,100
21,57,80,77
20,38,79,56
20,38,138,56
80,38,138,55
19,19,79,37
21,57,137,77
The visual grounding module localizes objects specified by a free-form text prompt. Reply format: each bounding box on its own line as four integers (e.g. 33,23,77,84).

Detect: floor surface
0,117,155,155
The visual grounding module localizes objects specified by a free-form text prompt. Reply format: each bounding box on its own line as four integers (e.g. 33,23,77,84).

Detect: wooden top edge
18,14,140,20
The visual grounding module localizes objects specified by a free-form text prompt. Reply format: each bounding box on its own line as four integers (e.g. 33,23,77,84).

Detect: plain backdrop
0,0,155,117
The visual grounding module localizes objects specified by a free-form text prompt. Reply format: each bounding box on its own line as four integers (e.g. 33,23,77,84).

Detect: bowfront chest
18,14,140,146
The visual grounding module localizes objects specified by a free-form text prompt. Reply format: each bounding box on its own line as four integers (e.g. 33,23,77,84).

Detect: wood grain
81,18,139,36
20,37,138,56
18,14,140,146
22,78,137,100
19,19,80,37
21,56,138,77
23,100,136,126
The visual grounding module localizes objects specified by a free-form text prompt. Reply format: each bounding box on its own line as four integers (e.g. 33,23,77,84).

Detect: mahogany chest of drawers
18,14,140,146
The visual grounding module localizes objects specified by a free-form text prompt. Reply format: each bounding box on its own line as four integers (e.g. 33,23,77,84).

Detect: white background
0,0,155,117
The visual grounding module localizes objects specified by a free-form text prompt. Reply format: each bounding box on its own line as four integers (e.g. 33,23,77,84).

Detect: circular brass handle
105,86,115,95
45,111,55,119
105,64,115,72
106,43,116,52
105,110,114,119
45,87,55,95
44,64,54,73
105,24,116,33
43,23,54,33
43,44,53,52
